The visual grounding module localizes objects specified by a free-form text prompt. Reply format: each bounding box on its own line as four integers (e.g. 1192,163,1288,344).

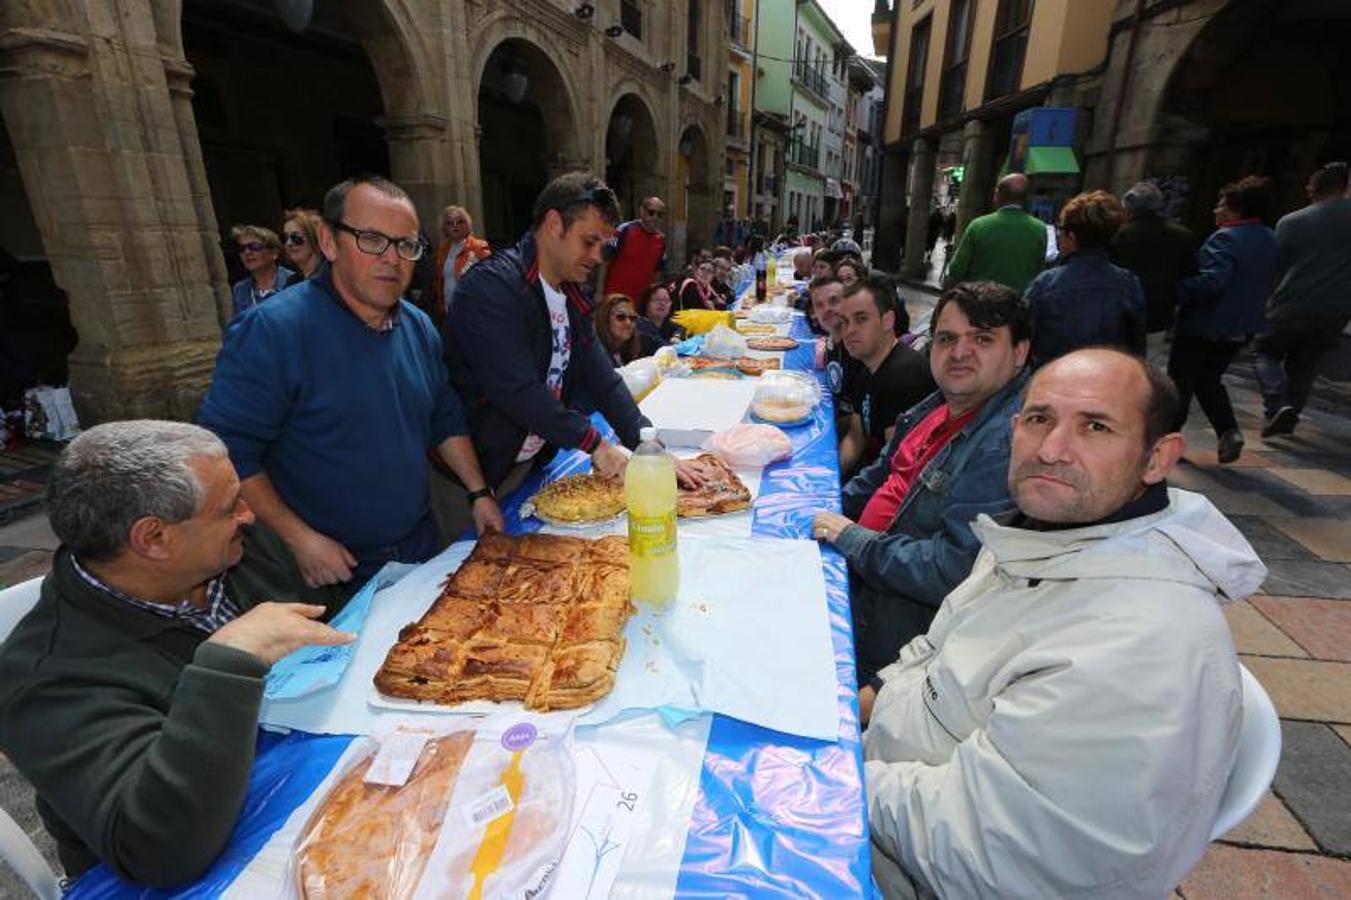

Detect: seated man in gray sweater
0,421,353,887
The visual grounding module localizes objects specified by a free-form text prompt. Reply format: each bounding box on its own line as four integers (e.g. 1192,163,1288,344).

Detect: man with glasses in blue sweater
199,174,503,603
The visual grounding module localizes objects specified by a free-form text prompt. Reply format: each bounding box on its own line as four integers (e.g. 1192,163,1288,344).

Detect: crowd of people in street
943,161,1351,463
1,156,1348,899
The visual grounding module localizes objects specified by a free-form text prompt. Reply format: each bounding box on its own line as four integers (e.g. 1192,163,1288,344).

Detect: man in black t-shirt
839,276,936,471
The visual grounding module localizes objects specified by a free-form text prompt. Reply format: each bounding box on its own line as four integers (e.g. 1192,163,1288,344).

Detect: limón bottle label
629,511,676,558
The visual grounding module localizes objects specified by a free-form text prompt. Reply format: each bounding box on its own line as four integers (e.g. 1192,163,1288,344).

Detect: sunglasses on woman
237,242,267,254
612,313,638,322
282,233,307,247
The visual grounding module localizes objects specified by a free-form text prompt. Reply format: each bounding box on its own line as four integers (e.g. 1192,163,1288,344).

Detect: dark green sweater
0,549,279,887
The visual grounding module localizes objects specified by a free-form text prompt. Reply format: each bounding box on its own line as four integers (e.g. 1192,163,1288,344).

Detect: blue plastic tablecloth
67,308,872,898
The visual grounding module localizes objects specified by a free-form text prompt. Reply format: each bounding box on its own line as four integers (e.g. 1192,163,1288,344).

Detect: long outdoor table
66,308,873,898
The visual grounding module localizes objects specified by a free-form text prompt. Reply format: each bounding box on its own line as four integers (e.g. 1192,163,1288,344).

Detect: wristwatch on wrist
466,487,495,505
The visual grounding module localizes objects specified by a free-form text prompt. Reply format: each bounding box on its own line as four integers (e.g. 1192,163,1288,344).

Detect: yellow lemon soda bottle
625,427,679,605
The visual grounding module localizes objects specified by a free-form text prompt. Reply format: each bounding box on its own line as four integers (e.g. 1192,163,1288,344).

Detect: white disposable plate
519,499,627,531
366,684,592,717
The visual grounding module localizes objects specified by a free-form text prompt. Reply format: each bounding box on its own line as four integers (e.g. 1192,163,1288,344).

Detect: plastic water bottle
625,427,679,606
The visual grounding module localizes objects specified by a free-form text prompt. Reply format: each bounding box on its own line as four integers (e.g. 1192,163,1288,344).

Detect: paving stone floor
1,369,1349,896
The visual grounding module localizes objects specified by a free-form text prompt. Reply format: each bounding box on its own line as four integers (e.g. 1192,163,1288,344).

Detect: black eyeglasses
613,312,638,322
282,233,307,247
237,242,267,254
330,221,426,261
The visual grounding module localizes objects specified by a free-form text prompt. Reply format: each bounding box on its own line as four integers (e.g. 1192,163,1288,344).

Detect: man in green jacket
0,421,354,887
944,173,1048,293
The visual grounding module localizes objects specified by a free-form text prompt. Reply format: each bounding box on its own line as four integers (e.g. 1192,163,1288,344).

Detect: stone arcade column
0,8,225,424
902,136,936,280
955,119,996,241
382,113,452,232
164,58,232,329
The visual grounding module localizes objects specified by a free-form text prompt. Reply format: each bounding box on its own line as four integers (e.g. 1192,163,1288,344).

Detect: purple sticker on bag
501,722,537,752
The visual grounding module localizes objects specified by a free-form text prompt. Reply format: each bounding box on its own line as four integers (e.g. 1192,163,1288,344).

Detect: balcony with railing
788,138,820,171
757,171,778,195
620,0,642,39
792,60,829,102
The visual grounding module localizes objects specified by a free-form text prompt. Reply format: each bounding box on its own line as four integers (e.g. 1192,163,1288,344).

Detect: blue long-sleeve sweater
198,270,467,556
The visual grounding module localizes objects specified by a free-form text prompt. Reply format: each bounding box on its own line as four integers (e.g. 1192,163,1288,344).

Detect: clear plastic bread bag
750,371,821,426
288,715,575,900
619,357,662,402
705,423,794,467
288,728,476,900
701,323,749,360
414,715,575,900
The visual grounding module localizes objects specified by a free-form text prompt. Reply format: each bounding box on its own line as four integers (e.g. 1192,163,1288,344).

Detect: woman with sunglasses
594,293,643,366
281,208,324,280
229,224,296,320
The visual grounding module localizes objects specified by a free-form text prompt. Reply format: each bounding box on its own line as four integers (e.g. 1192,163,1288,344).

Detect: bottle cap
639,426,658,443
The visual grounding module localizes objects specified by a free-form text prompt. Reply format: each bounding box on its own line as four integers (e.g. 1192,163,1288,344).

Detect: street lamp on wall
604,25,624,38
275,0,312,32
503,68,529,104
574,3,596,19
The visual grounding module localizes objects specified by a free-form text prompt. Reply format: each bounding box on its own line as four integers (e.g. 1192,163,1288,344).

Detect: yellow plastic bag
671,308,734,336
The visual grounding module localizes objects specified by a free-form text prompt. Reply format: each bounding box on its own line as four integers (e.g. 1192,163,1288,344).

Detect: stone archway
179,0,447,271
606,92,662,222
676,122,713,263
1153,0,1351,232
0,110,77,408
476,38,583,246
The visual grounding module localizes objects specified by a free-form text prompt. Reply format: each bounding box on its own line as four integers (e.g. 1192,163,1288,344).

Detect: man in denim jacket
814,282,1031,686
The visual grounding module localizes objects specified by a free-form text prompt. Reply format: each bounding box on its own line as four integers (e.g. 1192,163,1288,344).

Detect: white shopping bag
23,384,80,441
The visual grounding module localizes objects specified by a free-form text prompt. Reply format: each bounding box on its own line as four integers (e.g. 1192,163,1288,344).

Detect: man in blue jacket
445,172,701,494
199,175,503,598
812,282,1031,685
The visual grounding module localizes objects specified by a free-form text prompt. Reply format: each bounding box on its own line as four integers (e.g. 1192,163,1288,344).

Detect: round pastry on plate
746,336,799,352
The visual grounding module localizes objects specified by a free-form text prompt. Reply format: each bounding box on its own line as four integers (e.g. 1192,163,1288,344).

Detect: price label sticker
465,784,516,828
363,730,432,787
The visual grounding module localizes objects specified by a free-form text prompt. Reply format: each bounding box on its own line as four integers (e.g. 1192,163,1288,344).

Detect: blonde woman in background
281,207,324,280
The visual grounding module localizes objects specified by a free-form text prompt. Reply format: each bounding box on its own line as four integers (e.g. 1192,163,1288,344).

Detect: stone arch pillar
346,0,449,230
0,2,224,423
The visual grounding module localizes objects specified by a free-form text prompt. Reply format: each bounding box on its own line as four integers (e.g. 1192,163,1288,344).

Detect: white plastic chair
1209,663,1282,841
0,576,63,899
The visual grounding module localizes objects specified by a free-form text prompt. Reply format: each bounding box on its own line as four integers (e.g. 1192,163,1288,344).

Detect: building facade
0,0,728,422
873,0,1113,276
724,0,756,219
872,0,1351,274
1083,0,1351,235
844,57,881,232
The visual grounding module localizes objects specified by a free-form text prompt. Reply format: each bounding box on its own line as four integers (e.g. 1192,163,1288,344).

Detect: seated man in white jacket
863,347,1267,899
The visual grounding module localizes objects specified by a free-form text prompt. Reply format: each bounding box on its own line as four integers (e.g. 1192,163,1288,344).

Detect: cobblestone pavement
1,354,1349,896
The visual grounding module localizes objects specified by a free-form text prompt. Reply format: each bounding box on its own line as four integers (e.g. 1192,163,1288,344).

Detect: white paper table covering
259,533,837,741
